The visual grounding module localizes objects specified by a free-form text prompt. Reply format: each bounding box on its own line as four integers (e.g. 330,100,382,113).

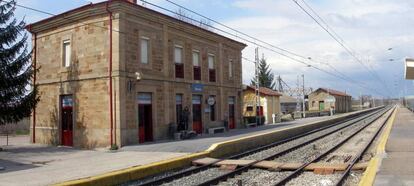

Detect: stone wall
308,91,352,113
30,1,245,148
31,14,113,148
243,89,281,124
117,7,244,145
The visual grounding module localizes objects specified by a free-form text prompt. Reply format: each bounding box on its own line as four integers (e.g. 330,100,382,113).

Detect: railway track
199,106,393,186
125,106,392,186
271,106,394,186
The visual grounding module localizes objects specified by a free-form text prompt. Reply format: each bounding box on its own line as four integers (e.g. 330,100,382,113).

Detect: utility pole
254,47,261,126
327,88,333,116
296,75,301,115
373,97,376,107
277,75,283,93
360,92,363,110
302,74,306,118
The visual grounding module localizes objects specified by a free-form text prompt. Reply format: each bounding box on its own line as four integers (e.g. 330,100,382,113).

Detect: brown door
138,93,153,143
228,97,235,129
61,95,73,146
192,95,202,134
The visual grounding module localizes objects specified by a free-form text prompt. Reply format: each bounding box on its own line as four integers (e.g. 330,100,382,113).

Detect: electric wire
11,0,386,96
291,0,392,96
152,0,384,96
163,0,362,86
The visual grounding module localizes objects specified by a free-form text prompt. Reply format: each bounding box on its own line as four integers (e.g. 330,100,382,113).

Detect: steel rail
196,107,388,186
334,106,396,186
272,106,393,186
137,109,380,186
137,107,382,186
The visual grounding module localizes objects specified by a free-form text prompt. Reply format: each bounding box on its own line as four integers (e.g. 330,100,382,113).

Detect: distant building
405,58,414,79
280,95,298,114
27,0,246,148
308,88,352,113
404,96,414,110
242,85,282,124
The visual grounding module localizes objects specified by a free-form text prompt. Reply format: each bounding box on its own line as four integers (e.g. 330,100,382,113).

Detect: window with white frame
174,46,183,64
174,45,184,78
140,37,149,64
62,40,71,67
193,50,201,80
208,54,216,82
192,50,200,66
208,54,214,69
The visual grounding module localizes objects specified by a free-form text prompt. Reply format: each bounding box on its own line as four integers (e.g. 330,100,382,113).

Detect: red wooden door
138,93,153,143
138,104,153,143
228,97,235,129
192,95,202,134
257,106,264,116
61,95,73,146
229,104,235,129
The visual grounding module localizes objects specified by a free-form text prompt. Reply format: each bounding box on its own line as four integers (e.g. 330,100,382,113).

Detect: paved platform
122,116,333,153
0,116,333,186
374,107,414,186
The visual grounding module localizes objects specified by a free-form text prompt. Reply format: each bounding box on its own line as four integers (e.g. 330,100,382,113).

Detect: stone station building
308,88,352,113
242,85,282,124
27,0,246,148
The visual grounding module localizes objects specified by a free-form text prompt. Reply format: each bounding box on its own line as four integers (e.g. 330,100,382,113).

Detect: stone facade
308,88,352,113
28,1,246,148
242,86,281,124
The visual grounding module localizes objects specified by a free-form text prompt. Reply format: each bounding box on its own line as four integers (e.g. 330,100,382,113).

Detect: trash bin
168,122,177,139
223,120,229,131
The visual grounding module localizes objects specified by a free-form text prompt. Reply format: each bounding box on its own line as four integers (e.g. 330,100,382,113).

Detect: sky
12,0,414,98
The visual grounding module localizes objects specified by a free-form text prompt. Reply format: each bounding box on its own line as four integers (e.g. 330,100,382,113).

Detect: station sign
325,96,336,103
207,96,216,105
62,96,73,108
191,83,204,92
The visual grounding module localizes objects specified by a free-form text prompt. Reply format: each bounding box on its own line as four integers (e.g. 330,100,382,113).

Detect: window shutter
140,38,149,64
174,47,182,64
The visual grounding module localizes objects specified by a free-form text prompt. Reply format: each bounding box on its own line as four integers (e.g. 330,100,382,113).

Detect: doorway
319,101,325,111
61,95,73,146
192,95,202,134
138,93,153,143
228,97,235,129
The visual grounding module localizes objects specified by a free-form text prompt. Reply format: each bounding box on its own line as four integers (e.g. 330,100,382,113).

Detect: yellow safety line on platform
358,107,398,186
54,151,209,186
54,108,375,186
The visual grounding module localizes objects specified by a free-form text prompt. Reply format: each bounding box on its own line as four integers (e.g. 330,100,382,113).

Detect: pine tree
251,56,276,89
0,0,38,125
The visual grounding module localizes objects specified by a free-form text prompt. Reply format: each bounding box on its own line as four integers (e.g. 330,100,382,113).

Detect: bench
246,123,257,128
208,127,225,134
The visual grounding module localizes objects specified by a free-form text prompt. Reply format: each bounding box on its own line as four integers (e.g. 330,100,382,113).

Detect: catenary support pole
302,74,305,118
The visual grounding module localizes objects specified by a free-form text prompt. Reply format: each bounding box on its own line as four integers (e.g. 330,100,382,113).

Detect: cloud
13,0,414,97
225,0,414,97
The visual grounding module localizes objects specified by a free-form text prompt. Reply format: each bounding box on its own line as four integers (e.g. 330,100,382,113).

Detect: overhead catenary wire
291,0,392,96
154,0,384,96
13,0,386,96
163,0,362,86
141,0,386,96
14,2,121,33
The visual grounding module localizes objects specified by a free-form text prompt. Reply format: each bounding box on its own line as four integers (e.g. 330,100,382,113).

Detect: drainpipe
31,29,37,144
106,2,114,147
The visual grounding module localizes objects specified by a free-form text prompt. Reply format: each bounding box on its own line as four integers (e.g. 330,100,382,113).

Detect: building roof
280,95,297,103
244,85,282,96
315,88,350,97
26,0,247,48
